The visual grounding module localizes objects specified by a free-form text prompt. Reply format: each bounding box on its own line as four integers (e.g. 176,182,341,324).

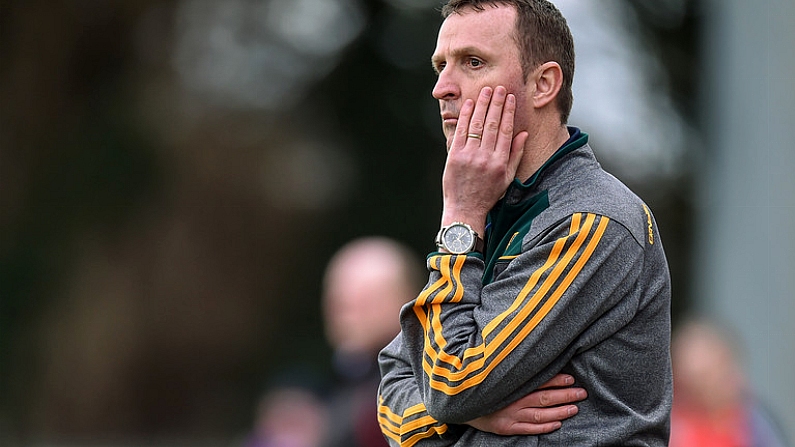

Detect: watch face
443,224,475,254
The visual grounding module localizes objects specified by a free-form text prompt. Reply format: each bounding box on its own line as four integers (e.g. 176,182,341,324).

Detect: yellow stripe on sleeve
377,397,448,447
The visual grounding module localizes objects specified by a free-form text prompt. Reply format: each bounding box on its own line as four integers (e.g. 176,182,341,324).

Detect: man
377,1,673,445
321,237,425,447
669,319,789,447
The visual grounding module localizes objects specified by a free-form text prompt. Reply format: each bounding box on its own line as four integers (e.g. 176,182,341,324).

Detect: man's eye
468,58,483,68
435,62,446,74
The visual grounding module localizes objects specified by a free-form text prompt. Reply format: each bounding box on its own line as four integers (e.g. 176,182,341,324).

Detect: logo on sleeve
499,232,522,260
642,204,654,245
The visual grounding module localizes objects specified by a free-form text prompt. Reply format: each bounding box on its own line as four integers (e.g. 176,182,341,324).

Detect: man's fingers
466,381,585,437
486,404,579,436
467,86,493,140
515,386,587,408
480,86,506,149
518,404,579,423
493,90,514,154
515,404,579,427
538,373,576,389
451,98,475,150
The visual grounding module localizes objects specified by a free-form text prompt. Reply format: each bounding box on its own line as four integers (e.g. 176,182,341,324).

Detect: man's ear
531,61,563,109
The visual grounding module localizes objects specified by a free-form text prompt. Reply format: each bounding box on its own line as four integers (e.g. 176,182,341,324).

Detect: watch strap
472,233,485,254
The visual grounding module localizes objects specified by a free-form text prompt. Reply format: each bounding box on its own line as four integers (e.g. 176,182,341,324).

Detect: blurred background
1,0,792,445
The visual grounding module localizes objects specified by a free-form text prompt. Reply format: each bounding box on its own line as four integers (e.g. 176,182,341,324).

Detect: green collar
514,127,589,190
482,127,588,283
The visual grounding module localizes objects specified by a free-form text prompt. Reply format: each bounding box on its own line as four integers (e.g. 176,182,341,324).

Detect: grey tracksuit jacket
378,128,673,446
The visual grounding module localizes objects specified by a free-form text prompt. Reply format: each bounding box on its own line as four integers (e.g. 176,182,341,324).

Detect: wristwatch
435,222,485,255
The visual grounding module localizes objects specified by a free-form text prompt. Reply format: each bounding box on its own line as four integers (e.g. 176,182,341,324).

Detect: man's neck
515,123,571,182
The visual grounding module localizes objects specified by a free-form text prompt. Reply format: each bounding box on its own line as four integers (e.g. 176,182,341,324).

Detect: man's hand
466,374,587,436
441,85,528,234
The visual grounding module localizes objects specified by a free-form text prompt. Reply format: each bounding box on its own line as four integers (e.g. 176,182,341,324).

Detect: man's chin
443,129,455,150
445,136,453,152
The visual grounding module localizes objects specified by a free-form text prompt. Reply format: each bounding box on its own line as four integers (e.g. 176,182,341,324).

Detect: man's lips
441,114,458,127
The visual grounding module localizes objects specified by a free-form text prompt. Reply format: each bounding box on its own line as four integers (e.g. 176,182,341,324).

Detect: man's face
322,251,406,355
431,5,529,148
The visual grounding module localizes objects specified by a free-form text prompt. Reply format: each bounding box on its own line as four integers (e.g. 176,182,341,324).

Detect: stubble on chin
443,128,455,151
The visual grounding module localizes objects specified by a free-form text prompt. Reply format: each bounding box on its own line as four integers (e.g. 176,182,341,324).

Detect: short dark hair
441,0,575,124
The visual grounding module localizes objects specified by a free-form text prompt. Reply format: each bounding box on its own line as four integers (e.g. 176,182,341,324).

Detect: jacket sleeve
401,212,645,423
377,333,460,447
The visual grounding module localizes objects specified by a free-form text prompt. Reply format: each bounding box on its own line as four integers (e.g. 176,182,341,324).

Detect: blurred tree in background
0,0,701,443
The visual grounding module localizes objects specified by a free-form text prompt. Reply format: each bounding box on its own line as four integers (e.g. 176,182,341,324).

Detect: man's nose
432,70,459,100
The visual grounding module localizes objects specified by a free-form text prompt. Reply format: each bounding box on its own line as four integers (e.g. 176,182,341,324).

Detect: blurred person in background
320,237,426,447
244,385,328,447
670,319,790,447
